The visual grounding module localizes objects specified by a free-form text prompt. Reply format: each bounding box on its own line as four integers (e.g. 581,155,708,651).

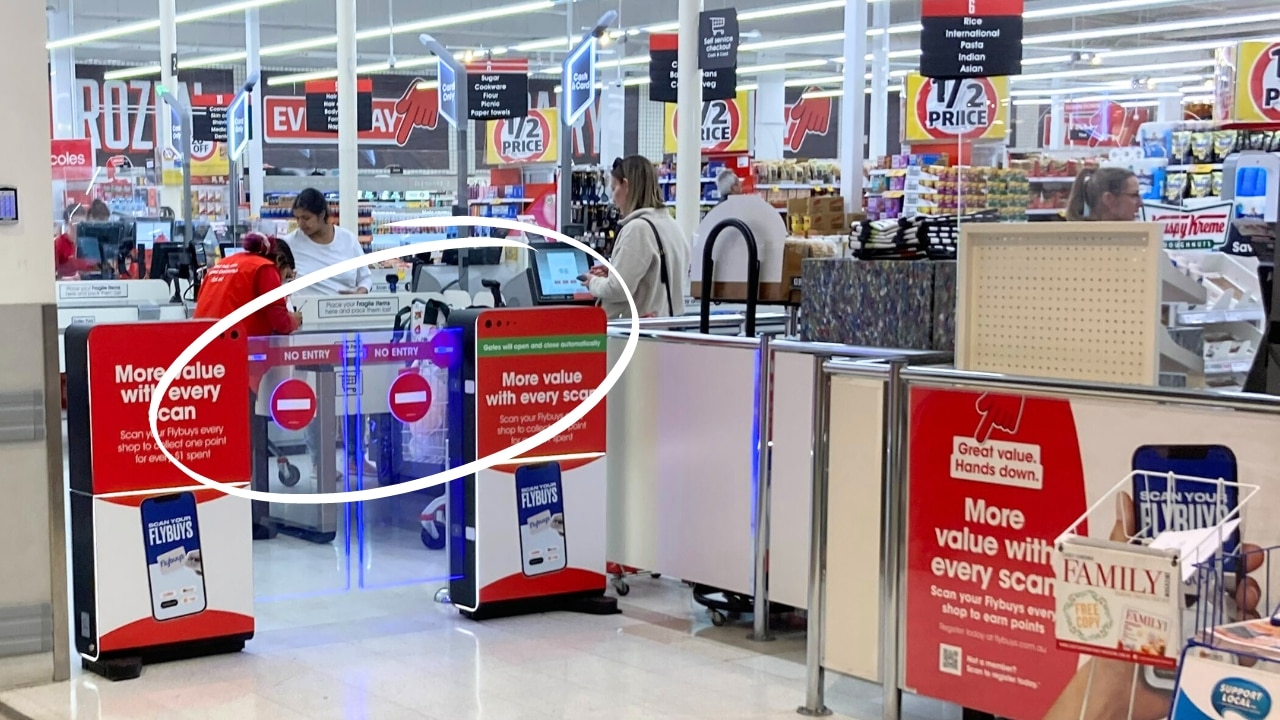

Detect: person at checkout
194,232,301,540
693,169,788,296
580,156,691,319
54,199,112,279
284,188,375,482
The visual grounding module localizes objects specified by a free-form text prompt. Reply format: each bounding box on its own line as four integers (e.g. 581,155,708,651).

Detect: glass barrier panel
249,331,357,599
342,327,463,590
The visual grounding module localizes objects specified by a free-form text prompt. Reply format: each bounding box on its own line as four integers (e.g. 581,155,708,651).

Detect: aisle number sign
1220,41,1280,124
904,73,1008,142
485,108,558,165
662,91,750,154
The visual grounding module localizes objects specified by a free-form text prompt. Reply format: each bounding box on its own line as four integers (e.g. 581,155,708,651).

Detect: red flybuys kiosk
445,306,615,619
65,321,254,680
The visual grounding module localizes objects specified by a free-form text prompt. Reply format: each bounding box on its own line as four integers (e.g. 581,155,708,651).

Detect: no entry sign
270,378,317,431
388,372,432,424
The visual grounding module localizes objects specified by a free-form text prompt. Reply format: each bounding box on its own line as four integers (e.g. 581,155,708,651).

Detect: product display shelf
1159,251,1265,390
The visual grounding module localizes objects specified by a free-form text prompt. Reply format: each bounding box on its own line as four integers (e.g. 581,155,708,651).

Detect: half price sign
1221,41,1280,124
905,73,1009,141
485,108,558,165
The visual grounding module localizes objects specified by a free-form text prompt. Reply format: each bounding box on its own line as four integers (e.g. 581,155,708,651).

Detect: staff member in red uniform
54,200,111,279
194,232,301,540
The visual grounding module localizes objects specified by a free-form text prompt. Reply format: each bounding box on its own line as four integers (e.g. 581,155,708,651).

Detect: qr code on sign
939,644,963,677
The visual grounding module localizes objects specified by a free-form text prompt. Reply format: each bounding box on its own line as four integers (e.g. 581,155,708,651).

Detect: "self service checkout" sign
904,73,1009,142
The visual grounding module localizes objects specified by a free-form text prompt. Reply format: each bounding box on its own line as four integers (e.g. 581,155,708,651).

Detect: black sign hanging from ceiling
648,34,735,103
465,59,530,121
699,9,739,71
303,79,374,133
919,0,1024,79
190,94,231,144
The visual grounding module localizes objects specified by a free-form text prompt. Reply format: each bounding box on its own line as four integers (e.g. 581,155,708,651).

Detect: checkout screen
534,247,591,299
133,220,172,249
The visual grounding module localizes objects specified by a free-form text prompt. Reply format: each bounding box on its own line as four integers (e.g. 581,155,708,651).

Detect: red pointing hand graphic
973,392,1024,444
393,80,440,146
785,91,832,153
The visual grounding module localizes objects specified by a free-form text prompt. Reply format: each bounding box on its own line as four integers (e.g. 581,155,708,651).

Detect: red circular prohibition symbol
270,378,317,431
388,372,433,424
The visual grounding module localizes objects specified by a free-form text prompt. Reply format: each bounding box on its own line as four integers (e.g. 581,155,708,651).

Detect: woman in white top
286,188,374,483
581,156,691,319
287,188,373,296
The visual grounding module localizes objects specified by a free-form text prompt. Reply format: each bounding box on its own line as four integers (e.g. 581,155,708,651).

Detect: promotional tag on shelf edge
485,108,558,165
905,73,1008,142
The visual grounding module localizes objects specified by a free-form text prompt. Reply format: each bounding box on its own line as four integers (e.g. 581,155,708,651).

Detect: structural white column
0,0,64,690
754,70,785,161
675,0,702,242
868,0,890,159
1157,96,1182,123
246,7,265,217
158,0,179,179
1049,97,1065,150
839,0,869,211
336,0,358,235
47,5,77,140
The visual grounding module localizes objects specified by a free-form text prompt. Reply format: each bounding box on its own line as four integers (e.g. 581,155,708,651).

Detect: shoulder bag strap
638,216,676,317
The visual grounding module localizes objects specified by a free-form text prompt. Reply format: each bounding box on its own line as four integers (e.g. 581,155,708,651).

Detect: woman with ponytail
194,232,301,337
1064,166,1144,222
195,232,302,540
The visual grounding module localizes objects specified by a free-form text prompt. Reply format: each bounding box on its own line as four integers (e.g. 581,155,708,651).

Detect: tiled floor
3,422,963,719
0,575,959,720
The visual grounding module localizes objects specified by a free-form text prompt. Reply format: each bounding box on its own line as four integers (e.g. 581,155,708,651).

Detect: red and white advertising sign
906,74,1006,141
1247,42,1280,123
485,108,557,165
265,79,438,146
1140,201,1232,251
50,138,95,181
82,321,249,495
269,378,317,431
387,372,432,424
1041,101,1150,149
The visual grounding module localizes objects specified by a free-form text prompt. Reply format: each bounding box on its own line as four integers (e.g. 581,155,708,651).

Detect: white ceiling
51,0,1280,92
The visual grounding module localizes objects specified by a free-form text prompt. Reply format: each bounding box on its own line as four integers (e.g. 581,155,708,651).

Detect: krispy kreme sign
484,108,558,165
663,92,749,154
905,73,1008,142
1140,202,1232,251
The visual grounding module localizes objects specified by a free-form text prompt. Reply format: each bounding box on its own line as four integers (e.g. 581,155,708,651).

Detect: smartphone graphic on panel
140,492,208,621
515,462,567,577
1131,444,1239,690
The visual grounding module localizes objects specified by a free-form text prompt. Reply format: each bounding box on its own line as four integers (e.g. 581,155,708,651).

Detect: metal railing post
749,334,775,642
799,357,833,716
880,360,907,720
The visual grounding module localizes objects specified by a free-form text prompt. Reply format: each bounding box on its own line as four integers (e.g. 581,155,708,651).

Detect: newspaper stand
1052,471,1259,720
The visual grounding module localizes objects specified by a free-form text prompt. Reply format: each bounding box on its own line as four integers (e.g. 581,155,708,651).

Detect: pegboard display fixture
956,222,1164,386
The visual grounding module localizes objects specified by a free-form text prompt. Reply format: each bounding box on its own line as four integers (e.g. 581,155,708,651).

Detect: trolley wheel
421,524,446,550
710,610,728,627
614,580,630,596
277,461,301,487
650,573,662,579
434,588,451,604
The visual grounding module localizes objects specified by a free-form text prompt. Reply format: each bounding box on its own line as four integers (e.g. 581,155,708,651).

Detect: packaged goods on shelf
753,159,839,186
851,209,999,261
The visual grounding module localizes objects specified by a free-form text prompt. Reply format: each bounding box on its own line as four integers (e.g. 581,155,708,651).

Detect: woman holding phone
580,156,690,319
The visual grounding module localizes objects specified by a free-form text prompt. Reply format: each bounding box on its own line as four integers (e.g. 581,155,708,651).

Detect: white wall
0,0,62,690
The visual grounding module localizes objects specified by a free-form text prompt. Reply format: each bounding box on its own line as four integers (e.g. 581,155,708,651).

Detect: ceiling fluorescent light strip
267,57,436,86
104,0,559,80
47,0,291,50
1025,11,1280,45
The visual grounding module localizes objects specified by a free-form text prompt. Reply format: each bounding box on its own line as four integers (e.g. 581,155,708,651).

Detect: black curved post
699,218,760,336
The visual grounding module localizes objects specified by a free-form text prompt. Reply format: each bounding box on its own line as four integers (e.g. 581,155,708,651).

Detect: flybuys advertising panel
451,307,608,613
65,321,253,664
